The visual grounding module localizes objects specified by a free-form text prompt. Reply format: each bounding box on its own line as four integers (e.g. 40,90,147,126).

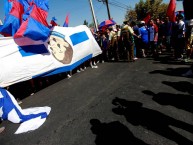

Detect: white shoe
102,60,105,63
134,57,138,60
182,70,193,77
30,93,34,96
92,65,98,68
84,67,87,70
80,68,84,71
93,62,96,66
67,74,72,79
77,70,81,73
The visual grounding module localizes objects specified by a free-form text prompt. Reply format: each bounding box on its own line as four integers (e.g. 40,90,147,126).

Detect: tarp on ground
0,25,102,87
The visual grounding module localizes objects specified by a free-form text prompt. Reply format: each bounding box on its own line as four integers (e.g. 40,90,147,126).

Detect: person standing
116,25,123,60
156,18,165,54
121,25,134,62
176,14,186,60
163,17,173,52
147,19,158,57
131,21,140,59
106,27,119,61
138,21,149,58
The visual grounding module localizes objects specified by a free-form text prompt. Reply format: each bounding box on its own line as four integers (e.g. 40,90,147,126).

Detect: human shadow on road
143,90,193,114
146,52,192,65
162,81,193,95
90,119,149,145
149,67,190,77
112,97,193,145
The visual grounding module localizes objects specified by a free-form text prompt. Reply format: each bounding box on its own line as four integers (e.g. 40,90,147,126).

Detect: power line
110,0,130,9
108,1,129,10
108,3,128,12
97,0,111,19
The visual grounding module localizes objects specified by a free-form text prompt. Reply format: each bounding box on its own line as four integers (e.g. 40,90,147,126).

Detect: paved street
0,53,193,145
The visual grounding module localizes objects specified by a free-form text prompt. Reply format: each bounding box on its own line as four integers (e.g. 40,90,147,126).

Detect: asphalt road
0,54,193,145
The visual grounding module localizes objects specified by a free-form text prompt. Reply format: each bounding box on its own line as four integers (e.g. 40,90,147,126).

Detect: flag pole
88,0,98,31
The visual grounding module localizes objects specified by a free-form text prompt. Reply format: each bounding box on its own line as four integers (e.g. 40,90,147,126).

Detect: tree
125,8,137,22
125,0,168,21
89,22,95,28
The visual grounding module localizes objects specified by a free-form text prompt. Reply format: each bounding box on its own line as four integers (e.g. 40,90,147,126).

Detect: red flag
0,0,24,36
50,20,58,26
63,14,69,27
50,17,58,27
143,13,151,24
166,0,176,22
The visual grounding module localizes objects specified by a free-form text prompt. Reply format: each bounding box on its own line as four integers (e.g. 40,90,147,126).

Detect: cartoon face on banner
48,31,73,64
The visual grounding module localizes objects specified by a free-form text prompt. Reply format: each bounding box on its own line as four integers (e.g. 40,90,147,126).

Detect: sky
0,0,183,27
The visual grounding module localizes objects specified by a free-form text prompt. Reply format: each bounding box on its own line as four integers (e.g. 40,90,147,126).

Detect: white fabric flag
0,88,51,134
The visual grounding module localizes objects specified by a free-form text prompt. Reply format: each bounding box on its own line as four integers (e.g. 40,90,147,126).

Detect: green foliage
125,9,137,22
89,22,95,28
125,0,168,21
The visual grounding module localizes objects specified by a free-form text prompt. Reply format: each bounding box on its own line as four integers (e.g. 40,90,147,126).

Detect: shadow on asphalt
146,52,192,66
149,67,190,77
7,72,68,100
112,97,193,145
90,119,149,145
143,90,193,114
162,81,193,95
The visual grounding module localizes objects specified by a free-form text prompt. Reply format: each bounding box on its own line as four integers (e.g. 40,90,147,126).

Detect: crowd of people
91,13,193,77
94,14,192,64
1,12,193,134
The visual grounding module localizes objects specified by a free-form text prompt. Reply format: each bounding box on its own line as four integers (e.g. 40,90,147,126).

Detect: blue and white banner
0,25,102,87
0,88,51,134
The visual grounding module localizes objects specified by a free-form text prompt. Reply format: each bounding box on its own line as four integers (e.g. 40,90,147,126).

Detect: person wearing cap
138,21,148,57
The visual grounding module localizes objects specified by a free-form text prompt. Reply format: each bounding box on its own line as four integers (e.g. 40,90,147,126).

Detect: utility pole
88,0,98,31
98,0,111,20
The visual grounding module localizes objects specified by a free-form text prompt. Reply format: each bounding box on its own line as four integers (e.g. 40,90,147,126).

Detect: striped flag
63,14,69,27
50,16,58,27
4,0,13,16
0,88,51,134
14,1,50,41
0,0,24,36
